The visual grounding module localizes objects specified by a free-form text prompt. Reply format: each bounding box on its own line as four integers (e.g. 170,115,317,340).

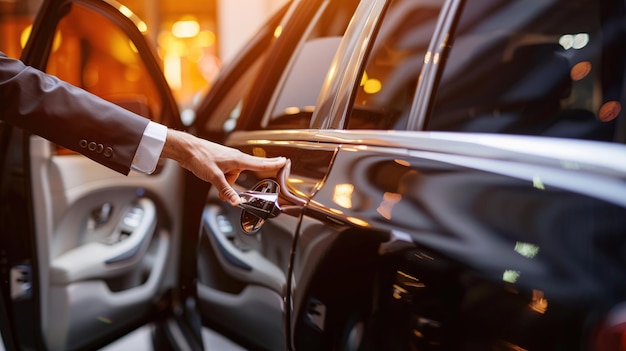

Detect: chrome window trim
312,0,462,131
311,0,388,129
408,0,463,131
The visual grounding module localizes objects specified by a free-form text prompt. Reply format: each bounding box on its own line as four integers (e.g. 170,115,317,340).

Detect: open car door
0,0,188,350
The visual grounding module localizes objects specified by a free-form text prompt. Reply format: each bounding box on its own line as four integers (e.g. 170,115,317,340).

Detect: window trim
311,0,388,129
408,0,464,131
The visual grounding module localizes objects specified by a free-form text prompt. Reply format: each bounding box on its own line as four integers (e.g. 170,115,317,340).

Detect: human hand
161,129,287,206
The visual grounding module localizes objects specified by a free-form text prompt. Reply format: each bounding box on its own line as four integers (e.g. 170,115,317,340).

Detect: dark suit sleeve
0,52,150,175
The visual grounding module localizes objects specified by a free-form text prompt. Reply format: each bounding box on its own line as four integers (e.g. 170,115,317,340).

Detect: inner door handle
89,202,114,228
50,197,157,284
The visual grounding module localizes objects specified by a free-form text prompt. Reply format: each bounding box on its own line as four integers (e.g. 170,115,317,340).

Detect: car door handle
238,159,304,234
89,202,114,228
238,191,281,219
50,198,157,285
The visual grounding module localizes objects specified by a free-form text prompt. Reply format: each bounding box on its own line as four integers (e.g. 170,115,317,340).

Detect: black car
1,0,625,350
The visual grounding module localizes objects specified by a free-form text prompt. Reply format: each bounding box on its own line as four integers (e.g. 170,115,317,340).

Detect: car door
192,0,367,349
0,1,185,350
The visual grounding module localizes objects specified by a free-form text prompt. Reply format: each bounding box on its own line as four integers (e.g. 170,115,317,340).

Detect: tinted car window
428,0,624,142
203,54,267,134
193,2,291,139
0,3,32,59
47,4,163,122
262,0,360,129
347,0,444,130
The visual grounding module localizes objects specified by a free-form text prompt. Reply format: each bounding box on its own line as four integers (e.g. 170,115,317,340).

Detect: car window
428,0,624,142
261,0,361,129
203,57,265,134
47,4,163,123
0,3,33,59
347,0,444,130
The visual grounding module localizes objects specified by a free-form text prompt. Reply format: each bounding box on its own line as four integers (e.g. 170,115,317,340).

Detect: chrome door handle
238,179,281,234
238,190,281,219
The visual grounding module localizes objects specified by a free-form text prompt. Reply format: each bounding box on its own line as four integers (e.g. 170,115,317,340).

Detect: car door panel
49,195,158,283
201,203,287,291
0,1,185,350
30,135,183,351
198,201,286,351
44,233,170,351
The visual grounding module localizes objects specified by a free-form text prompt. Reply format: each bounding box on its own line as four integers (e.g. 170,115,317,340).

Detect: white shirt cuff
131,121,167,174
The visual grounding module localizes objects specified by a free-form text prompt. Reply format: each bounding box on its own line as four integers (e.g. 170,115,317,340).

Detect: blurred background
0,0,288,119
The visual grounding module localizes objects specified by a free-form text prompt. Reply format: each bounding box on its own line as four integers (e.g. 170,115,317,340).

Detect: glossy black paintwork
288,144,626,350
195,0,626,349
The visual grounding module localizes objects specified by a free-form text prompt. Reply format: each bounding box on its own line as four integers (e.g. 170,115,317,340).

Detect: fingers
217,157,285,206
200,149,288,206
239,155,288,171
218,182,242,206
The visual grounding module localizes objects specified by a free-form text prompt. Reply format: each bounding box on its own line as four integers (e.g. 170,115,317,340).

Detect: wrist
161,129,193,163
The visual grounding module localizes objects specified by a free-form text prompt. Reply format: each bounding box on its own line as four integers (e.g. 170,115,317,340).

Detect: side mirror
239,179,281,234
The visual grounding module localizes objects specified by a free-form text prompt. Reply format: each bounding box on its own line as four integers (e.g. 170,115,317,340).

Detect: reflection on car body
198,0,626,350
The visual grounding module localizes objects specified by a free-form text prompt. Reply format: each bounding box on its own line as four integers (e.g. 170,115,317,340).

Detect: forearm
1,53,149,174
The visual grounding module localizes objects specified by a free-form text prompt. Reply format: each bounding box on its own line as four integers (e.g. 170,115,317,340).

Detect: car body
1,0,626,350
